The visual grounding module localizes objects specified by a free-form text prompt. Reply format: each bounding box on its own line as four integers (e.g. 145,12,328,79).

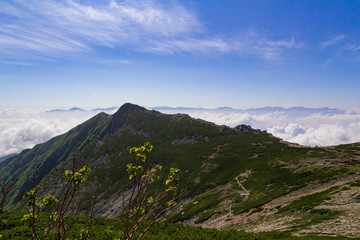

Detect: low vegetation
0,212,354,240
1,142,184,239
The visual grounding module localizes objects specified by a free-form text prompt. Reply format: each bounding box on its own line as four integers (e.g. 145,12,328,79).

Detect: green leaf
166,200,176,207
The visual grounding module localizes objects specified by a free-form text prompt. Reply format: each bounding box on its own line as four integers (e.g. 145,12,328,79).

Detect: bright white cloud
0,108,116,157
157,108,360,147
0,0,302,60
267,113,360,146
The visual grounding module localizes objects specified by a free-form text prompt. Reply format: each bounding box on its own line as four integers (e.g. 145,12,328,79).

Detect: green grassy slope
1,103,360,237
0,112,112,209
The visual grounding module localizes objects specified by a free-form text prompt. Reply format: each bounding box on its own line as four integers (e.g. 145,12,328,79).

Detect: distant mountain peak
69,107,85,111
47,107,86,113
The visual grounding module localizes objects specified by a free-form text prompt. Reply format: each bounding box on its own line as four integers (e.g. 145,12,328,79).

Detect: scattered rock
172,136,195,145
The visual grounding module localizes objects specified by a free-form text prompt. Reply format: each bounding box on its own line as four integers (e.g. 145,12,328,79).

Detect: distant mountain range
45,106,119,113
46,107,87,113
1,103,360,237
152,106,347,117
44,106,348,116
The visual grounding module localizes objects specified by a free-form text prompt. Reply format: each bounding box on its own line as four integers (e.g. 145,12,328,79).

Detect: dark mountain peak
108,103,153,133
114,103,147,116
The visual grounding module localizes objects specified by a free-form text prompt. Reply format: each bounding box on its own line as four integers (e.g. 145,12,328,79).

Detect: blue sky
1,0,360,109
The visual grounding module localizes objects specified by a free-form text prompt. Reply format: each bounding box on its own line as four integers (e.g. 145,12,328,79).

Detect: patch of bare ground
180,184,234,225
207,144,226,159
194,176,201,184
198,170,252,229
200,144,225,173
296,183,360,238
201,162,219,174
172,184,225,221
250,142,267,148
93,188,132,218
289,148,360,172
248,153,259,159
280,139,308,148
199,173,360,236
235,170,252,199
290,158,337,173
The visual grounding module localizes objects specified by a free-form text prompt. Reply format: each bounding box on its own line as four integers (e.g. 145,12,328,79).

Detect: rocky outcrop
234,124,265,134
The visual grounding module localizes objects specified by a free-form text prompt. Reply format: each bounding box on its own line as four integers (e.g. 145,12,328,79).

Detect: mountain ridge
1,103,360,237
0,153,16,163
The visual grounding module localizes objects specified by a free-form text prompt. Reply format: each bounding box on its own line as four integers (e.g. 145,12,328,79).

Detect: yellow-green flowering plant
19,159,93,240
122,142,184,240
0,176,18,232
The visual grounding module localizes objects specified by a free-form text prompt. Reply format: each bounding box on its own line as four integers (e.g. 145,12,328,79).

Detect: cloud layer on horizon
1,106,359,158
157,107,360,147
0,108,116,157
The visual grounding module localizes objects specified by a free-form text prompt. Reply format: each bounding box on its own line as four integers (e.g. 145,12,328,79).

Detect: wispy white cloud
234,33,303,60
144,38,232,54
99,59,133,65
345,43,360,52
114,60,132,64
143,31,303,60
0,0,302,61
0,0,202,59
0,61,35,66
320,35,345,48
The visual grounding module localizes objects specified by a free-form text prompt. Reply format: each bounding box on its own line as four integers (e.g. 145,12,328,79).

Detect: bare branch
123,142,184,240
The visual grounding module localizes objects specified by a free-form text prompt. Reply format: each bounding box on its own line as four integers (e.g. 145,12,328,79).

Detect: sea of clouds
156,107,360,148
0,107,117,158
0,106,359,158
